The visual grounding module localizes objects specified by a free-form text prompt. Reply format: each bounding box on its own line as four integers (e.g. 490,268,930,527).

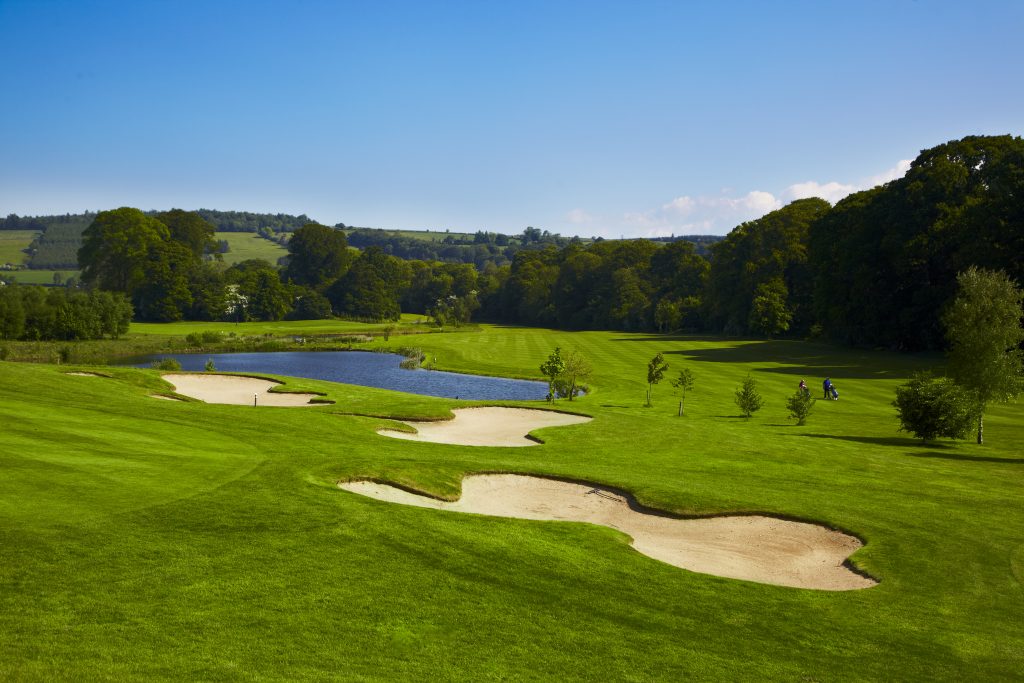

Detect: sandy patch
340,474,876,591
379,407,591,447
66,371,105,377
149,394,183,401
163,373,325,407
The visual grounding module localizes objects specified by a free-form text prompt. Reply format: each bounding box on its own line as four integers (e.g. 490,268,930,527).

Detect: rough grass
1,325,1022,681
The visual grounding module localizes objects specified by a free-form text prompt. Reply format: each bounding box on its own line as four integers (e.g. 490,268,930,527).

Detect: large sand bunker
340,474,876,590
163,373,326,407
379,407,591,447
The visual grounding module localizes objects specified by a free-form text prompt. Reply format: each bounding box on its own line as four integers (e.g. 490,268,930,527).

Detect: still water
127,351,549,401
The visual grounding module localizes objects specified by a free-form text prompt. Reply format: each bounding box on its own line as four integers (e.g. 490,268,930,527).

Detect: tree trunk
677,401,683,417
977,413,984,445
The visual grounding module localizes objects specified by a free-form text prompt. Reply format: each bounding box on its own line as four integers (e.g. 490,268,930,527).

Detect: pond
125,351,550,401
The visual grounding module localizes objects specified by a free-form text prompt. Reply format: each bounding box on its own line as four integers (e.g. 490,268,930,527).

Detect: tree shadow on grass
906,451,1024,464
797,433,957,450
612,337,939,381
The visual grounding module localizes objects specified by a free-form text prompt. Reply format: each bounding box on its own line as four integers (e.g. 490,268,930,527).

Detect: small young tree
893,373,976,442
671,368,695,416
943,267,1024,444
786,389,815,425
734,375,763,418
557,349,592,401
646,352,668,407
539,347,565,402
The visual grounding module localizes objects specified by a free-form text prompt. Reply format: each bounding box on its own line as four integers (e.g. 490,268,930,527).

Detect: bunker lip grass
378,406,592,447
340,473,877,591
162,373,329,407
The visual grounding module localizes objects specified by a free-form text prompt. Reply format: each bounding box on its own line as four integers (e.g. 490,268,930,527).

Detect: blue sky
1,0,1021,237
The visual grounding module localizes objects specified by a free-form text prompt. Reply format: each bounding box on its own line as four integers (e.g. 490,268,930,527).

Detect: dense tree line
809,135,1024,350
192,209,313,233
0,285,132,340
19,134,1023,351
476,135,1023,348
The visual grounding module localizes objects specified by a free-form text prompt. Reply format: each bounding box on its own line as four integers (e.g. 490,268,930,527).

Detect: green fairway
0,230,39,266
2,326,1023,680
215,231,288,265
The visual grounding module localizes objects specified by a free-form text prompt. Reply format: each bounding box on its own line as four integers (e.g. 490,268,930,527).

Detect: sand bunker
379,407,591,447
66,371,105,377
149,394,183,401
340,474,875,590
163,373,325,407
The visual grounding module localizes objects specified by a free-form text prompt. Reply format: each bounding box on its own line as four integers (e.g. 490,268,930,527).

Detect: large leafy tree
155,209,217,259
326,247,409,320
809,134,1024,350
707,198,829,335
284,223,353,289
79,207,219,321
79,207,170,294
943,267,1024,444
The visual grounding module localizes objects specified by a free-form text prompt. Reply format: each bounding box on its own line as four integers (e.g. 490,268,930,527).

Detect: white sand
340,474,876,591
149,394,183,401
379,407,592,447
162,373,325,407
66,371,105,377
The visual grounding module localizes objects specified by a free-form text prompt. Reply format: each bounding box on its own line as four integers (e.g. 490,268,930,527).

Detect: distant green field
0,230,39,266
342,228,478,243
129,314,430,337
1,268,79,285
215,232,288,265
392,229,476,242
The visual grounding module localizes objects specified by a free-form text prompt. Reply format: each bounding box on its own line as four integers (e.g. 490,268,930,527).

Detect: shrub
152,358,182,371
204,358,216,372
734,375,763,418
893,372,976,442
786,390,815,425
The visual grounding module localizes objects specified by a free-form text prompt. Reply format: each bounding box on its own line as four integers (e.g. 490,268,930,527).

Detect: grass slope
215,232,287,265
1,326,1023,681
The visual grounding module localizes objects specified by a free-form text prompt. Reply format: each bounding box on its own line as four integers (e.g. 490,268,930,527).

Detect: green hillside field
215,231,288,265
1,325,1022,680
0,230,39,266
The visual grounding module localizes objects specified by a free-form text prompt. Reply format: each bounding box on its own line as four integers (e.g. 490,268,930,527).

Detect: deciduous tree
646,352,668,407
943,266,1024,443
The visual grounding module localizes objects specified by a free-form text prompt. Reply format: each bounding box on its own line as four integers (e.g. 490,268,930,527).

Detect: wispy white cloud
565,208,594,225
782,159,912,204
623,190,782,236
568,158,915,238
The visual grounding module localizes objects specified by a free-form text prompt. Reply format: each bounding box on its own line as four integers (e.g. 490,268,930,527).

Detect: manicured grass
1,326,1022,680
215,231,288,265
